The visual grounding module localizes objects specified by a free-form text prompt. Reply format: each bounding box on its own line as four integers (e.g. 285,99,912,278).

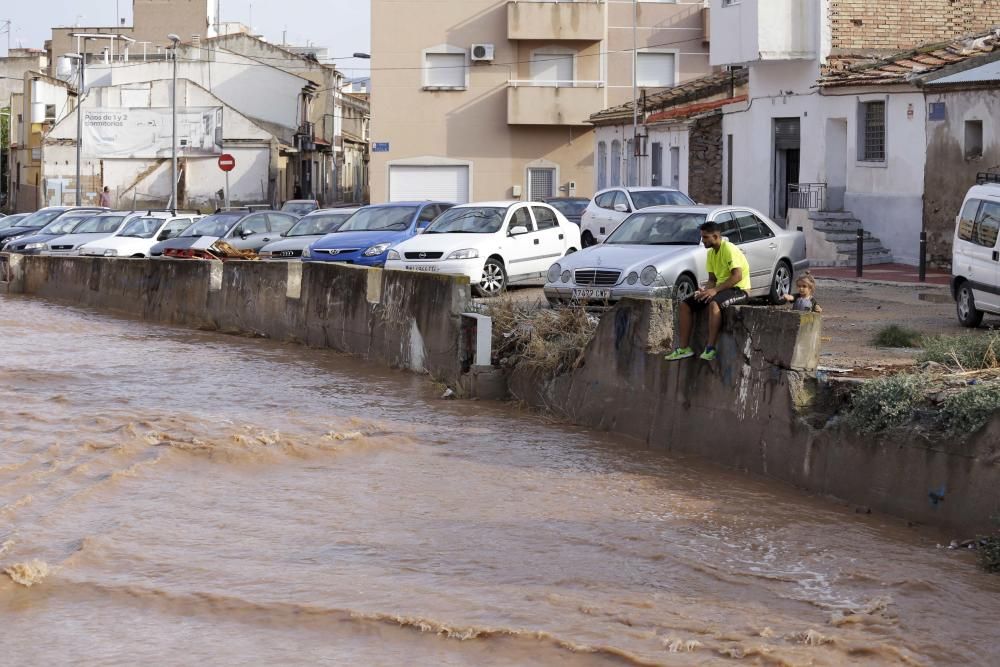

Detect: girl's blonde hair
796,272,816,290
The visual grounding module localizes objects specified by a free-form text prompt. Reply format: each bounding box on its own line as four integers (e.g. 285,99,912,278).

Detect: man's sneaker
665,347,694,361
700,347,718,361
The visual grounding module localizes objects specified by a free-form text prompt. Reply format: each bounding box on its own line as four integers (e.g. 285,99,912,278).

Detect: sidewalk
811,263,950,286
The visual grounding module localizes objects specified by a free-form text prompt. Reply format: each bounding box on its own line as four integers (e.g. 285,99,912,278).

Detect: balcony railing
787,183,826,210
507,1,605,41
507,80,605,125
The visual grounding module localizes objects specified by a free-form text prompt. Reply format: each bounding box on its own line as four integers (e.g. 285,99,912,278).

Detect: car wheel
582,231,597,248
475,258,508,298
956,282,984,328
674,275,697,302
769,261,793,305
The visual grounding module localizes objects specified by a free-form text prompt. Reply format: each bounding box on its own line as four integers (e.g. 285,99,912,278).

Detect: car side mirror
509,225,529,236
416,227,427,234
240,229,252,239
614,203,629,213
157,232,169,241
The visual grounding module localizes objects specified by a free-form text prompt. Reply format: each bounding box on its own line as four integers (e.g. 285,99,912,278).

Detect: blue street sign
373,142,390,153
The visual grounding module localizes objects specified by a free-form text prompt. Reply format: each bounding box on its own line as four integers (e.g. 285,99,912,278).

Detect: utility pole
168,34,180,211
65,50,86,206
632,0,638,187
1,20,10,55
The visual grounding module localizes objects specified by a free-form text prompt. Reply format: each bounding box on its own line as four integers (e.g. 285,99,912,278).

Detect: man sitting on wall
665,221,751,362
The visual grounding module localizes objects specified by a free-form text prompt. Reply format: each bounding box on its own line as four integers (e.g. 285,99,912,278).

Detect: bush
919,333,1000,371
937,383,1000,435
873,325,922,348
845,373,924,433
484,298,597,376
979,536,1000,573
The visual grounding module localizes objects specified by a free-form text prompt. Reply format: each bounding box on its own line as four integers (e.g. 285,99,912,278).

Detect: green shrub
979,536,1000,573
919,334,1000,370
845,373,924,433
873,325,922,348
937,383,1000,435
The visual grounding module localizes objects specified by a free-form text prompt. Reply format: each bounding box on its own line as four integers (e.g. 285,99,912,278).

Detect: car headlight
626,271,639,285
302,246,312,258
363,243,392,257
546,263,561,284
104,249,118,257
446,248,479,260
640,265,658,286
561,270,571,283
387,249,401,261
25,242,45,251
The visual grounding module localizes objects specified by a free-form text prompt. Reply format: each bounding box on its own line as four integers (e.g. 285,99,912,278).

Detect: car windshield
629,191,695,210
286,213,353,237
281,201,318,215
15,208,69,229
423,207,505,234
546,199,588,217
181,213,244,238
39,214,96,235
338,206,418,232
119,216,167,239
606,212,707,245
0,216,22,230
72,215,127,234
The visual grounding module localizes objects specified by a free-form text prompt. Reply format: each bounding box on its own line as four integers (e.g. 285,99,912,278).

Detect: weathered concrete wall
3,254,470,383
687,114,723,205
507,298,1000,536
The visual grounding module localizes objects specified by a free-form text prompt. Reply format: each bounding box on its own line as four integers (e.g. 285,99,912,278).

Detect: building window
636,52,676,88
528,167,556,200
530,48,575,86
859,100,886,162
965,120,984,159
597,141,608,190
722,0,740,6
423,50,466,89
610,140,622,186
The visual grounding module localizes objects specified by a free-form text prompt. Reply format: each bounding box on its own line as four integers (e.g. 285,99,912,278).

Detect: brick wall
831,0,1000,52
688,114,723,206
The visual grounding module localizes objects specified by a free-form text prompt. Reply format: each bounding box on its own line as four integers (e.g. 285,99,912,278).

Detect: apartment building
369,0,710,204
712,0,1000,265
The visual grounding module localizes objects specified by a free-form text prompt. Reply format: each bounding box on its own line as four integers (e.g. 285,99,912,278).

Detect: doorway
772,117,801,220
825,118,848,211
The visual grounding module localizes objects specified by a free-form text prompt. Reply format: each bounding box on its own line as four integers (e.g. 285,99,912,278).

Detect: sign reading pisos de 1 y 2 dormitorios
82,107,224,159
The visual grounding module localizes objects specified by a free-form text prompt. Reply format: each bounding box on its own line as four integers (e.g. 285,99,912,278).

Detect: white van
952,181,1000,326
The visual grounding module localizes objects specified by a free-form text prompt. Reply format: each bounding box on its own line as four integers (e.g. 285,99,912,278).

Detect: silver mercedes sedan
544,205,808,306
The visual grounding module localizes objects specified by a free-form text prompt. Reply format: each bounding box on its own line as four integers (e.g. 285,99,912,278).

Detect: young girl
784,272,823,313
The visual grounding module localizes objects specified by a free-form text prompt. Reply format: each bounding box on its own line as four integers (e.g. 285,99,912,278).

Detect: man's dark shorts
684,288,748,312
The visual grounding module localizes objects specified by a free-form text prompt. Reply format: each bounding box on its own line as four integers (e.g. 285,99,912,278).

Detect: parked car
41,211,140,255
150,210,299,258
258,208,360,260
0,206,107,249
543,197,590,226
579,187,695,247
544,205,808,307
952,182,1000,326
385,201,581,297
79,213,200,258
280,199,320,216
303,202,452,267
2,209,108,254
0,213,30,230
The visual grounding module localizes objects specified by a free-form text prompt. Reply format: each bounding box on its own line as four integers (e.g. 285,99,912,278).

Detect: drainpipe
632,0,638,187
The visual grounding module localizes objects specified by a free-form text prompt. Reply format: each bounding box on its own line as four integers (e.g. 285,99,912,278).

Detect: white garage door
389,165,470,203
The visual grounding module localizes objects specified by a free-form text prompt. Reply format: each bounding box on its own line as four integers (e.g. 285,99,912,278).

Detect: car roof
627,204,740,215
366,201,447,207
965,184,1000,200
450,200,539,208
284,199,318,203
305,207,360,214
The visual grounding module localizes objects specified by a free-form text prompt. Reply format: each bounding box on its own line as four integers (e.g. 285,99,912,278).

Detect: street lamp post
168,34,180,211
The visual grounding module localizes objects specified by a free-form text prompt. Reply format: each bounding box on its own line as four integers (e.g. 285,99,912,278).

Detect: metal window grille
862,101,885,162
528,168,555,200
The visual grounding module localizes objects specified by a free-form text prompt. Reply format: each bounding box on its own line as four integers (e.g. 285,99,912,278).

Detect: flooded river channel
2,294,999,665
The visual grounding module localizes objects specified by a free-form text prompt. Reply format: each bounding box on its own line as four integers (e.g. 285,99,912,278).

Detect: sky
1,0,371,74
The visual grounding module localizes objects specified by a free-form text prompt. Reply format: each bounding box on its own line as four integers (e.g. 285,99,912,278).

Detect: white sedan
580,186,694,247
545,205,809,306
385,201,581,297
79,213,200,258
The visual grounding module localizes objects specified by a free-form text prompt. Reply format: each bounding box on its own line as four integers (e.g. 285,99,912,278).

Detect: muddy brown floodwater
2,294,1000,666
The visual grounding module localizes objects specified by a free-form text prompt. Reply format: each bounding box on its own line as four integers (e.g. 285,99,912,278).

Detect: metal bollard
919,231,927,283
856,228,864,278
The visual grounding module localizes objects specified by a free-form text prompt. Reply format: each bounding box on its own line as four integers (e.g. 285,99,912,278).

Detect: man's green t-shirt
707,239,751,291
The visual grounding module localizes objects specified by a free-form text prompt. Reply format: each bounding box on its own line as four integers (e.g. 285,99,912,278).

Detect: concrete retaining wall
507,298,1000,536
2,254,471,383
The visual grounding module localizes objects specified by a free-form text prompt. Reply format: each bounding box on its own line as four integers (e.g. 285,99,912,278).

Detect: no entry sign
218,153,236,172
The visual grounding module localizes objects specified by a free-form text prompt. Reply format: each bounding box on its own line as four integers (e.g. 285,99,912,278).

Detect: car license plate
572,288,611,300
404,264,439,273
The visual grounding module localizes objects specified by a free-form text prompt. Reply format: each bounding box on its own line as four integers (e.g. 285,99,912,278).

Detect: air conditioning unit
471,44,495,62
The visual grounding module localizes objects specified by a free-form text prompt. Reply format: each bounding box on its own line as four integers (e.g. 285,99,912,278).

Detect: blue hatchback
302,201,452,266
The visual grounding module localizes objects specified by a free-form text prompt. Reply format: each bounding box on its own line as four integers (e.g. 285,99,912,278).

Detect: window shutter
774,118,800,150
